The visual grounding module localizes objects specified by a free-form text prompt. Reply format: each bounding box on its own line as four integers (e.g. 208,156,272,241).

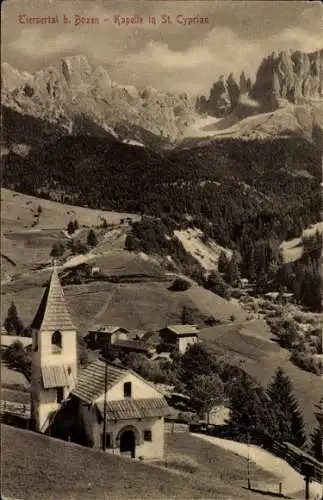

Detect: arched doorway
119,429,136,458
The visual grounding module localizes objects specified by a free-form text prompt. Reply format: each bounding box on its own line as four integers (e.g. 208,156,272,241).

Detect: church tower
30,266,77,432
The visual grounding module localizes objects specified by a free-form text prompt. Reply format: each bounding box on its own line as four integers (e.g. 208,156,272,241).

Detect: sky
1,0,322,94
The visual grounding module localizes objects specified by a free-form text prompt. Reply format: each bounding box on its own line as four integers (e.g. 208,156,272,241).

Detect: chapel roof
71,359,128,404
30,267,75,332
160,324,199,337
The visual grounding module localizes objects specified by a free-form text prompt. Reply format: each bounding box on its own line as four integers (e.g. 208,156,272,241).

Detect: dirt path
194,434,323,499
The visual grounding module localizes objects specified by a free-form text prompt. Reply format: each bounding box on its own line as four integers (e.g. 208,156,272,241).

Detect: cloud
2,1,322,94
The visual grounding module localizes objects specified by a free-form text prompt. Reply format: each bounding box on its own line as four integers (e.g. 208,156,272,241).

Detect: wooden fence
164,421,189,434
0,400,31,428
272,440,323,483
192,424,323,483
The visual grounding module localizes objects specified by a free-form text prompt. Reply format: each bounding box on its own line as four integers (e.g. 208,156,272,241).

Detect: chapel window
52,330,62,353
124,382,132,398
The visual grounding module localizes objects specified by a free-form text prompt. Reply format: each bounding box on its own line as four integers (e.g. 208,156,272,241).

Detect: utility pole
102,359,108,451
247,433,251,490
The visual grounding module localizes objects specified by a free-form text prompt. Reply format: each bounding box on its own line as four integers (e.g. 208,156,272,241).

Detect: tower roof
30,267,75,332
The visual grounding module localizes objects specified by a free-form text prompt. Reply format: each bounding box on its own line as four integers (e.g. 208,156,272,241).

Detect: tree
267,367,306,447
125,234,140,251
73,219,79,231
179,343,219,388
185,374,224,416
87,229,98,247
205,272,231,299
1,340,31,381
180,305,195,324
37,205,42,215
50,241,65,259
4,302,24,336
71,239,88,255
229,374,281,443
225,251,240,287
310,398,323,461
67,220,76,235
218,251,229,274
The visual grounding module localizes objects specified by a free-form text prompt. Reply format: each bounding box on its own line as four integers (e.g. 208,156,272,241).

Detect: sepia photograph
1,0,323,498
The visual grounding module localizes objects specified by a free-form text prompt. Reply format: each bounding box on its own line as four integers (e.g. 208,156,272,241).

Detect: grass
1,425,278,499
199,321,323,434
162,433,277,486
1,188,139,232
1,364,29,388
2,280,202,334
1,388,30,404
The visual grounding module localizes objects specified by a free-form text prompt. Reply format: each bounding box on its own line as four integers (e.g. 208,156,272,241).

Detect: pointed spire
30,267,75,332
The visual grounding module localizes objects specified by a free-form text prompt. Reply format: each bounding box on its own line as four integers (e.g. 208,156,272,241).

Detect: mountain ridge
2,48,323,155
1,55,197,151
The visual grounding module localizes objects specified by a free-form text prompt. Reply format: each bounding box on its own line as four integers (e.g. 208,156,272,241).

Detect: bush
67,220,76,235
204,273,231,299
290,350,322,375
87,229,98,247
125,234,140,251
168,278,191,292
72,240,88,255
160,453,200,474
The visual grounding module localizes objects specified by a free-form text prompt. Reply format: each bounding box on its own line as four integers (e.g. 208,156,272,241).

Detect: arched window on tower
52,330,62,353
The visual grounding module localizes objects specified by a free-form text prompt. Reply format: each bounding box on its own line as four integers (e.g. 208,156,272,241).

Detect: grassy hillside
2,425,277,499
163,432,276,483
1,188,139,232
1,188,247,331
1,278,248,335
200,321,323,433
1,187,140,281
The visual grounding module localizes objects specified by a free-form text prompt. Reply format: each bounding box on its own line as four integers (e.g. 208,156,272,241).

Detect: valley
1,26,322,500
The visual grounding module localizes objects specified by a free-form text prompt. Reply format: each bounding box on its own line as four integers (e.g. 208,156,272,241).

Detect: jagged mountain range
1,49,323,156
1,55,197,153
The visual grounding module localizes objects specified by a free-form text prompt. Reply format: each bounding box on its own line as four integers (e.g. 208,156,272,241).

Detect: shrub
160,453,200,474
125,234,140,251
72,240,88,255
67,220,76,235
168,278,191,292
87,229,98,247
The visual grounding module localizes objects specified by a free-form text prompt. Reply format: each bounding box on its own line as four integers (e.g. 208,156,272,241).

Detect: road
194,434,323,499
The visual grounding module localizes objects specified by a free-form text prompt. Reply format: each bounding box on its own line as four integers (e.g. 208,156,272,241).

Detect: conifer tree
311,398,323,461
229,374,280,442
87,229,98,247
267,367,306,447
67,220,76,235
218,250,229,274
4,302,24,336
225,251,240,287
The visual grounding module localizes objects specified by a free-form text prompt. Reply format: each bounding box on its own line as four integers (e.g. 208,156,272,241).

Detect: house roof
30,267,75,332
71,359,127,404
88,326,128,335
96,397,170,421
141,331,161,343
113,339,155,352
1,335,32,348
41,365,71,389
160,325,199,337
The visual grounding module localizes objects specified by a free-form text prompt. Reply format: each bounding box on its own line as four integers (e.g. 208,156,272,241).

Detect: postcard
1,1,322,499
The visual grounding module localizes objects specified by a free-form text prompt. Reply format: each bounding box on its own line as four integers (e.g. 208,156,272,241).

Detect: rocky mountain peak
250,48,323,110
1,55,198,151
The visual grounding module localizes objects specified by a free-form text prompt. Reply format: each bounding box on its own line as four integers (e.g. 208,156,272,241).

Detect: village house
28,266,170,459
53,359,170,459
158,325,200,354
1,334,32,350
84,326,129,350
111,339,157,357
